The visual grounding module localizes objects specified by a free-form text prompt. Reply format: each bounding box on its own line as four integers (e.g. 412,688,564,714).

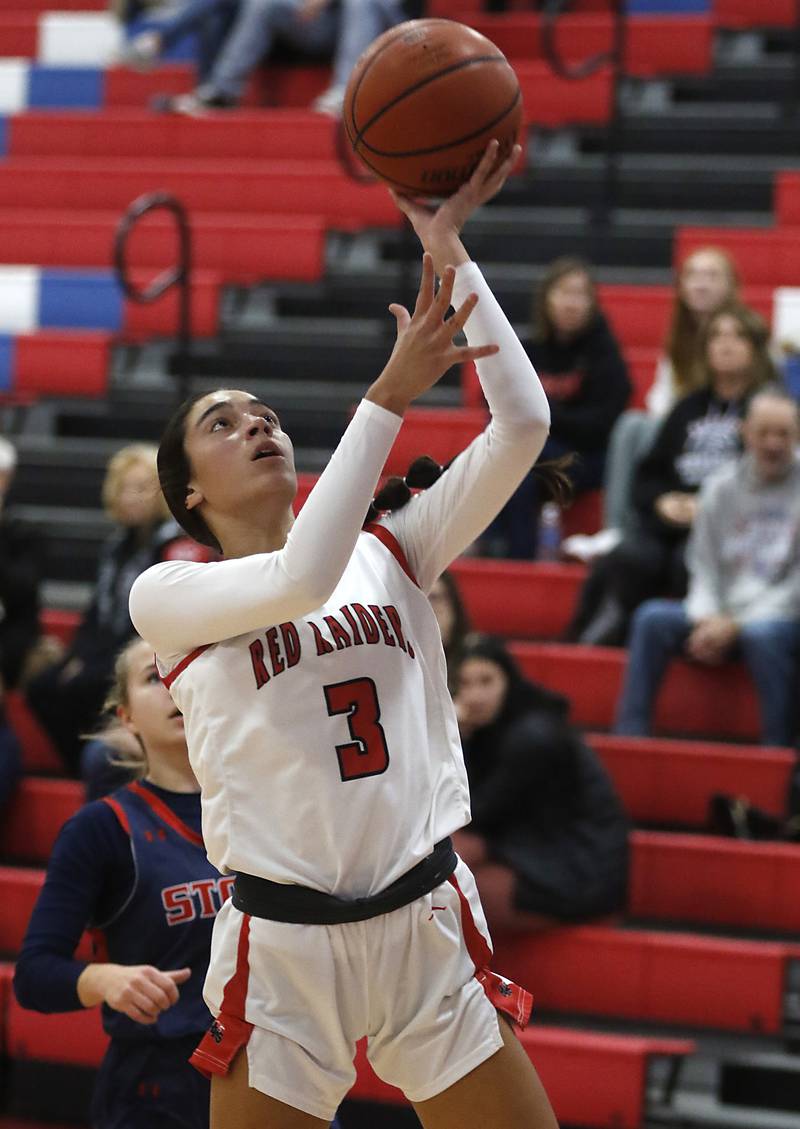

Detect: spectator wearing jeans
162,0,405,116
615,386,800,747
117,0,241,88
568,302,777,646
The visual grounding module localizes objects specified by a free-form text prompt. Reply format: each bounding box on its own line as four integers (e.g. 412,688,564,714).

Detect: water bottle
537,502,562,562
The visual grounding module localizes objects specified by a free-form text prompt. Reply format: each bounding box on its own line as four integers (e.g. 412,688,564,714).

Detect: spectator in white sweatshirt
615,384,800,747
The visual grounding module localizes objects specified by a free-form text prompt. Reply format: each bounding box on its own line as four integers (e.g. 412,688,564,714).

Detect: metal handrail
113,192,193,403
542,0,628,222
541,0,620,80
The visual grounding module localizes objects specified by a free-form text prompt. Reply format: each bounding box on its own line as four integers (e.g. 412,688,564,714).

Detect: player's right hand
367,252,498,416
102,964,192,1025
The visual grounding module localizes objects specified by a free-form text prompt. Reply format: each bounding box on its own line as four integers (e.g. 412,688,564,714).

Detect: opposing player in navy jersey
132,143,560,1129
14,636,342,1129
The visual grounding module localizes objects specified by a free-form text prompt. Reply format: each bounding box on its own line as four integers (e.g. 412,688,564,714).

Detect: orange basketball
343,18,523,198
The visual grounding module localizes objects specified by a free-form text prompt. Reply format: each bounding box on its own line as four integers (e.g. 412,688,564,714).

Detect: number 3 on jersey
324,677,390,781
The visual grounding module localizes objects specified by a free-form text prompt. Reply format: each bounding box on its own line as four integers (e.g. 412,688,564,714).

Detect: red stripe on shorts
447,874,533,1029
190,913,254,1077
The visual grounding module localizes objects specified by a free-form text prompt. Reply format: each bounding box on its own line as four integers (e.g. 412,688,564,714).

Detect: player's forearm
452,262,550,435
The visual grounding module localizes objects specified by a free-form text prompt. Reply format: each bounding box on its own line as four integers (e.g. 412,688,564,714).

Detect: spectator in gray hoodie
615,385,800,747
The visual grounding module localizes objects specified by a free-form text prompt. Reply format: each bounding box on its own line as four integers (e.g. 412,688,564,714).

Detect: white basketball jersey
160,526,470,898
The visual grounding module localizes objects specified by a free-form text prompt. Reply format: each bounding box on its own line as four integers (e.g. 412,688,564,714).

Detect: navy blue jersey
95,781,233,1041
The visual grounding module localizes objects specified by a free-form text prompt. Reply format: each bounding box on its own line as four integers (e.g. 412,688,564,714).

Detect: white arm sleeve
130,399,401,655
383,261,550,592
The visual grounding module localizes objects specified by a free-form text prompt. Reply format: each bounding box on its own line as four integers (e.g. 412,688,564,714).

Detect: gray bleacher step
659,1092,800,1129
577,114,800,158
41,580,92,613
670,59,797,105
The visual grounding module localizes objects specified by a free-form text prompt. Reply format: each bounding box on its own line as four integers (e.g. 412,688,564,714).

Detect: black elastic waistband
232,837,457,925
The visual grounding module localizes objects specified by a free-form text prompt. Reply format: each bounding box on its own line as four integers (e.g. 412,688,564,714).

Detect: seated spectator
615,385,800,747
26,445,211,776
428,569,470,692
158,0,405,116
117,0,241,91
568,302,777,646
452,634,629,933
484,257,631,559
566,245,740,559
0,437,42,691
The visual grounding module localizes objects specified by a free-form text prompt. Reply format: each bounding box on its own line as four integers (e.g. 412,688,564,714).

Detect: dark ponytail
364,451,575,526
157,391,222,553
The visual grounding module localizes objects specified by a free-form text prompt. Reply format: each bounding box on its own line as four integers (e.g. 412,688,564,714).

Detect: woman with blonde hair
17,637,228,1129
26,443,211,774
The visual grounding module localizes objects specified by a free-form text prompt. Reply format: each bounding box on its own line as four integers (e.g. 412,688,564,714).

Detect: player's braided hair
363,451,575,526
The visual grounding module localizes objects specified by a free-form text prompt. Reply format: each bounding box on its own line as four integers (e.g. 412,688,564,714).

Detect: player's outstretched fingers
432,265,457,318
446,291,479,336
460,343,500,365
413,251,436,315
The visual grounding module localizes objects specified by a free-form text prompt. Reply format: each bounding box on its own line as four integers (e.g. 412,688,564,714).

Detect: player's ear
185,483,203,511
117,703,135,735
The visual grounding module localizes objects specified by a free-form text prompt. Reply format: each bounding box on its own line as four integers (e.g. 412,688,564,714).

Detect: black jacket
524,313,631,451
633,388,746,539
0,513,41,687
461,642,629,920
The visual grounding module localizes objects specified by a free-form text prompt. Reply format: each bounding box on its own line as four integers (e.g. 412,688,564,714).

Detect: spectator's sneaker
153,88,238,115
311,85,345,118
118,30,162,71
561,527,623,563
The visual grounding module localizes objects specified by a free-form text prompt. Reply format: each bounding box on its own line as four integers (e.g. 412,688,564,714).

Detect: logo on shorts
498,983,512,997
210,1019,225,1044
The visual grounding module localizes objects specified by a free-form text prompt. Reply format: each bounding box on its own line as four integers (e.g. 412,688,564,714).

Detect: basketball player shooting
130,141,559,1129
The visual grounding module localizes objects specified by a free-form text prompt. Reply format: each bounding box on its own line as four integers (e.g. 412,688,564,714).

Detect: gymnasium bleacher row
2,1,800,1127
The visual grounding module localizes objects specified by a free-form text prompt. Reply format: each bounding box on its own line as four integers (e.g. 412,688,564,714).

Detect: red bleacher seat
14,331,111,398
125,269,221,339
9,111,339,163
589,734,794,827
384,407,487,476
507,645,758,740
5,994,108,1068
0,210,325,283
714,0,796,27
6,692,62,776
775,171,800,227
630,831,800,933
0,779,83,865
38,608,80,650
0,867,44,955
0,961,12,1054
0,14,37,56
0,0,103,9
352,1027,694,1128
494,925,799,1035
675,226,800,288
0,158,399,231
516,61,611,126
450,558,584,639
509,642,762,739
468,14,712,77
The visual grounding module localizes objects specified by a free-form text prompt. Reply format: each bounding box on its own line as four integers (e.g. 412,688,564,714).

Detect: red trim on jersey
191,914,254,1078
127,781,204,847
160,644,211,690
102,796,131,836
364,523,419,588
448,874,533,1029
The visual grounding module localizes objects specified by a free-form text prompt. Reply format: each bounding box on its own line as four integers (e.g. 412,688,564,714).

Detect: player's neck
214,507,295,559
145,751,200,794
